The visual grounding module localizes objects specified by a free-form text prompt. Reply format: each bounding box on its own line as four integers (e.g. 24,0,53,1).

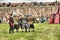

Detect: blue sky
0,0,60,3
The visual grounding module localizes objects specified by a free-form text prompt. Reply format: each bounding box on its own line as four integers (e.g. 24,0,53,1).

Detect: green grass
0,23,60,40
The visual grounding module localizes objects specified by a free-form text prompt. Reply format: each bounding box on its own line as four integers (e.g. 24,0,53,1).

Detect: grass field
0,22,60,40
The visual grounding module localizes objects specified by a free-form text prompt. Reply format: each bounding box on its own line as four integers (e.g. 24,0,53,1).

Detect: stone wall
0,6,58,18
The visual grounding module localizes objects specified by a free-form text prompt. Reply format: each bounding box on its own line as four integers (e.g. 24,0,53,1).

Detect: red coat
54,14,59,24
49,15,54,24
9,22,14,27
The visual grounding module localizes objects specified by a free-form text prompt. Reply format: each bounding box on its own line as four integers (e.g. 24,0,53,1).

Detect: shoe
32,30,35,32
21,31,24,32
25,31,27,32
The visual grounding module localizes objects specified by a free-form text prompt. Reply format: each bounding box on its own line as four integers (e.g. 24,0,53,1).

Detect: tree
55,0,58,5
33,2,37,6
52,2,55,6
40,2,43,6
7,2,11,7
3,3,5,5
3,3,5,7
22,2,25,6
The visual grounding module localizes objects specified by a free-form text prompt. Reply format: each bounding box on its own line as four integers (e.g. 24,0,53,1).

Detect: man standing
9,14,14,33
22,16,30,32
28,16,35,32
14,16,19,32
18,16,22,29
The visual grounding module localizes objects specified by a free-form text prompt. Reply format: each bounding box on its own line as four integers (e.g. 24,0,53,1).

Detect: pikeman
14,16,19,32
9,14,14,33
21,15,30,32
18,16,22,29
28,16,35,32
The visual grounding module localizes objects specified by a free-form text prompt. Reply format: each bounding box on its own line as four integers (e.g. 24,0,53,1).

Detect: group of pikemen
9,14,35,33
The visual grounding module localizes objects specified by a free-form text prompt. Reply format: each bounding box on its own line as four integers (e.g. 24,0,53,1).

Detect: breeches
22,24,30,29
